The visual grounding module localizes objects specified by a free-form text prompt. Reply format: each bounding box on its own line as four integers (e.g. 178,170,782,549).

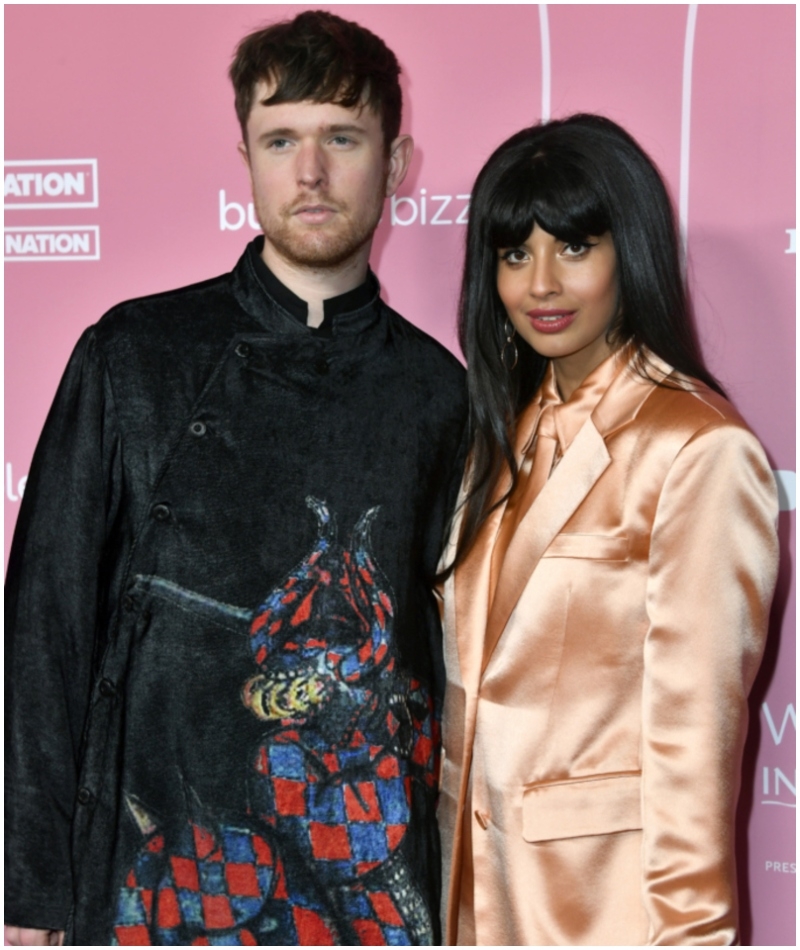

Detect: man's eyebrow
257,123,367,139
257,127,295,139
324,124,367,134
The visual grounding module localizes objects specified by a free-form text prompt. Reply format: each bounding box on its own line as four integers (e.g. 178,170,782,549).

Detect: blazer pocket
522,772,642,842
541,533,629,561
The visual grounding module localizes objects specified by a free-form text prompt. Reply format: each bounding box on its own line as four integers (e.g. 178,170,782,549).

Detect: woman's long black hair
447,113,724,576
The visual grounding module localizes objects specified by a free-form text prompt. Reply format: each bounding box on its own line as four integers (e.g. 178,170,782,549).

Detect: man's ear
237,141,251,170
385,134,414,197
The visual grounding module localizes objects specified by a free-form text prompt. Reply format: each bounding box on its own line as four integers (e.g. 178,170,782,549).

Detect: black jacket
5,240,467,945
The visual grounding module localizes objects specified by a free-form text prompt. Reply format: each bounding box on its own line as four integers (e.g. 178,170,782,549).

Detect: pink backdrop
5,5,795,944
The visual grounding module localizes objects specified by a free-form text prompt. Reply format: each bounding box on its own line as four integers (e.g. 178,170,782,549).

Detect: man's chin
266,232,373,271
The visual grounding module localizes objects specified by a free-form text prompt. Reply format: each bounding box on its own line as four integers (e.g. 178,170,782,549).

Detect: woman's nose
528,255,561,298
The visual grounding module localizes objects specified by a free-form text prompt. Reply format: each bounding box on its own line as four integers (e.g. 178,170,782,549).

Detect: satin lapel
480,354,659,675
453,401,543,693
481,419,610,674
592,349,663,438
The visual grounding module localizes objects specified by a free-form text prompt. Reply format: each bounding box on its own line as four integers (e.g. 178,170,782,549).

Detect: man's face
240,81,412,273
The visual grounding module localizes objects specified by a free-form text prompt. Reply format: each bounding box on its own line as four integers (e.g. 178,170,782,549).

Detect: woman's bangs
486,158,610,248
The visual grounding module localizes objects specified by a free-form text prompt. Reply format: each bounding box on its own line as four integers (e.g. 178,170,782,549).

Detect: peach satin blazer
439,352,779,946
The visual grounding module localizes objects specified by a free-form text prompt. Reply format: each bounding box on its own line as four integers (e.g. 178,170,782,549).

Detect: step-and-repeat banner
5,5,795,944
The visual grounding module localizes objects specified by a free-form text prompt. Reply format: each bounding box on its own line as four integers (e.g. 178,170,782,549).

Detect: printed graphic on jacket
112,498,438,946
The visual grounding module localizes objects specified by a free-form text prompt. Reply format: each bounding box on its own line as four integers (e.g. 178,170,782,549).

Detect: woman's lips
526,309,576,333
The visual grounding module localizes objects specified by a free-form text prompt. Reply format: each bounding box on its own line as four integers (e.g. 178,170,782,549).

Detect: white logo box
4,159,99,209
5,225,100,262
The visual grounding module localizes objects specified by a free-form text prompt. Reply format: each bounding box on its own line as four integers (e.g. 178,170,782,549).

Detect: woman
438,115,778,946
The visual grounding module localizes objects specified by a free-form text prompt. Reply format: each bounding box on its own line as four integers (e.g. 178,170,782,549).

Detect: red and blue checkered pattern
113,821,281,945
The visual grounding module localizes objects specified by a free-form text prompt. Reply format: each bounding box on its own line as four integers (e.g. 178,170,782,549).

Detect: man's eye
267,138,291,150
331,135,353,146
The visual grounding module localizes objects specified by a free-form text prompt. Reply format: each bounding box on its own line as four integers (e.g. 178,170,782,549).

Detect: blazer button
189,420,207,437
235,341,251,358
151,503,171,521
474,810,490,830
122,594,135,612
77,787,94,806
99,678,116,698
313,357,329,376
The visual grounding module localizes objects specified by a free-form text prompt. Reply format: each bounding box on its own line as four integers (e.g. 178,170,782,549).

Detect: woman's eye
500,248,527,264
562,240,597,258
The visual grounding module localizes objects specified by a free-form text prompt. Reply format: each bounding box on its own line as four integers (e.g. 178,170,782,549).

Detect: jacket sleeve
5,328,123,930
641,420,779,945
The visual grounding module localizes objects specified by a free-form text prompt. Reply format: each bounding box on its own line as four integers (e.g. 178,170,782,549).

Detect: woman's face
497,223,619,399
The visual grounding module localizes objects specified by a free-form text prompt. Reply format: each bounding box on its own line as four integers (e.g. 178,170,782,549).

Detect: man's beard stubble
257,187,385,271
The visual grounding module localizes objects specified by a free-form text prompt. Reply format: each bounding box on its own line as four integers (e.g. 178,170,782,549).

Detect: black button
99,678,116,698
77,787,93,806
152,503,171,521
122,594,135,612
235,341,251,358
313,358,329,375
189,420,207,437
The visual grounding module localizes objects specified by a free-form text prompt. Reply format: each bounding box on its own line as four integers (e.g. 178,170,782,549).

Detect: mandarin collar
237,237,380,338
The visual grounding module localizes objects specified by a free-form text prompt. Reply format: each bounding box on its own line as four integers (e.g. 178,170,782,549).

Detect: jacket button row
189,420,207,437
77,787,94,806
474,810,490,830
314,357,329,376
235,341,251,358
151,503,171,521
99,678,116,698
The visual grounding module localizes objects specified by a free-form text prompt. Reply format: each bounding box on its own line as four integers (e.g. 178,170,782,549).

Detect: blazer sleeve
4,328,123,930
641,419,778,945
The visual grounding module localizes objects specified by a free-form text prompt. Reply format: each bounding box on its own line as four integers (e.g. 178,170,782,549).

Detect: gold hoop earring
501,318,518,370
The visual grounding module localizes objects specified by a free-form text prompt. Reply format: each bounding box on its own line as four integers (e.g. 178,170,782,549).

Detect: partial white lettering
430,195,452,225
5,463,26,501
763,703,796,745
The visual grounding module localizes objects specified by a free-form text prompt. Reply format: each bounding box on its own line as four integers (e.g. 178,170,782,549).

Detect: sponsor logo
390,189,470,227
4,159,99,209
219,190,261,231
217,188,472,231
765,860,796,874
786,229,796,254
5,226,100,262
760,702,795,809
5,463,27,502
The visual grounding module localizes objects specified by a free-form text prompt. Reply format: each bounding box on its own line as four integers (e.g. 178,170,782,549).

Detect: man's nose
296,141,327,188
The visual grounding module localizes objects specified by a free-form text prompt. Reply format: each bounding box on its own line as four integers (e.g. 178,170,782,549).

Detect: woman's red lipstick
526,309,576,333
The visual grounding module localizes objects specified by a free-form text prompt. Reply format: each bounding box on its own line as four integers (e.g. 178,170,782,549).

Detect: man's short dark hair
230,10,402,150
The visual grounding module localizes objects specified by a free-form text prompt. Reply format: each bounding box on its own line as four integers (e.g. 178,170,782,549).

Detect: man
5,11,466,945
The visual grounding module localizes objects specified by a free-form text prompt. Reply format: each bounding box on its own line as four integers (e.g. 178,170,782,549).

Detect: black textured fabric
5,239,467,944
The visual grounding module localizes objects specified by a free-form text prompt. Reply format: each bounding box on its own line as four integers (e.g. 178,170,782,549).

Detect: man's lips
526,309,577,333
293,203,335,214
291,204,337,224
